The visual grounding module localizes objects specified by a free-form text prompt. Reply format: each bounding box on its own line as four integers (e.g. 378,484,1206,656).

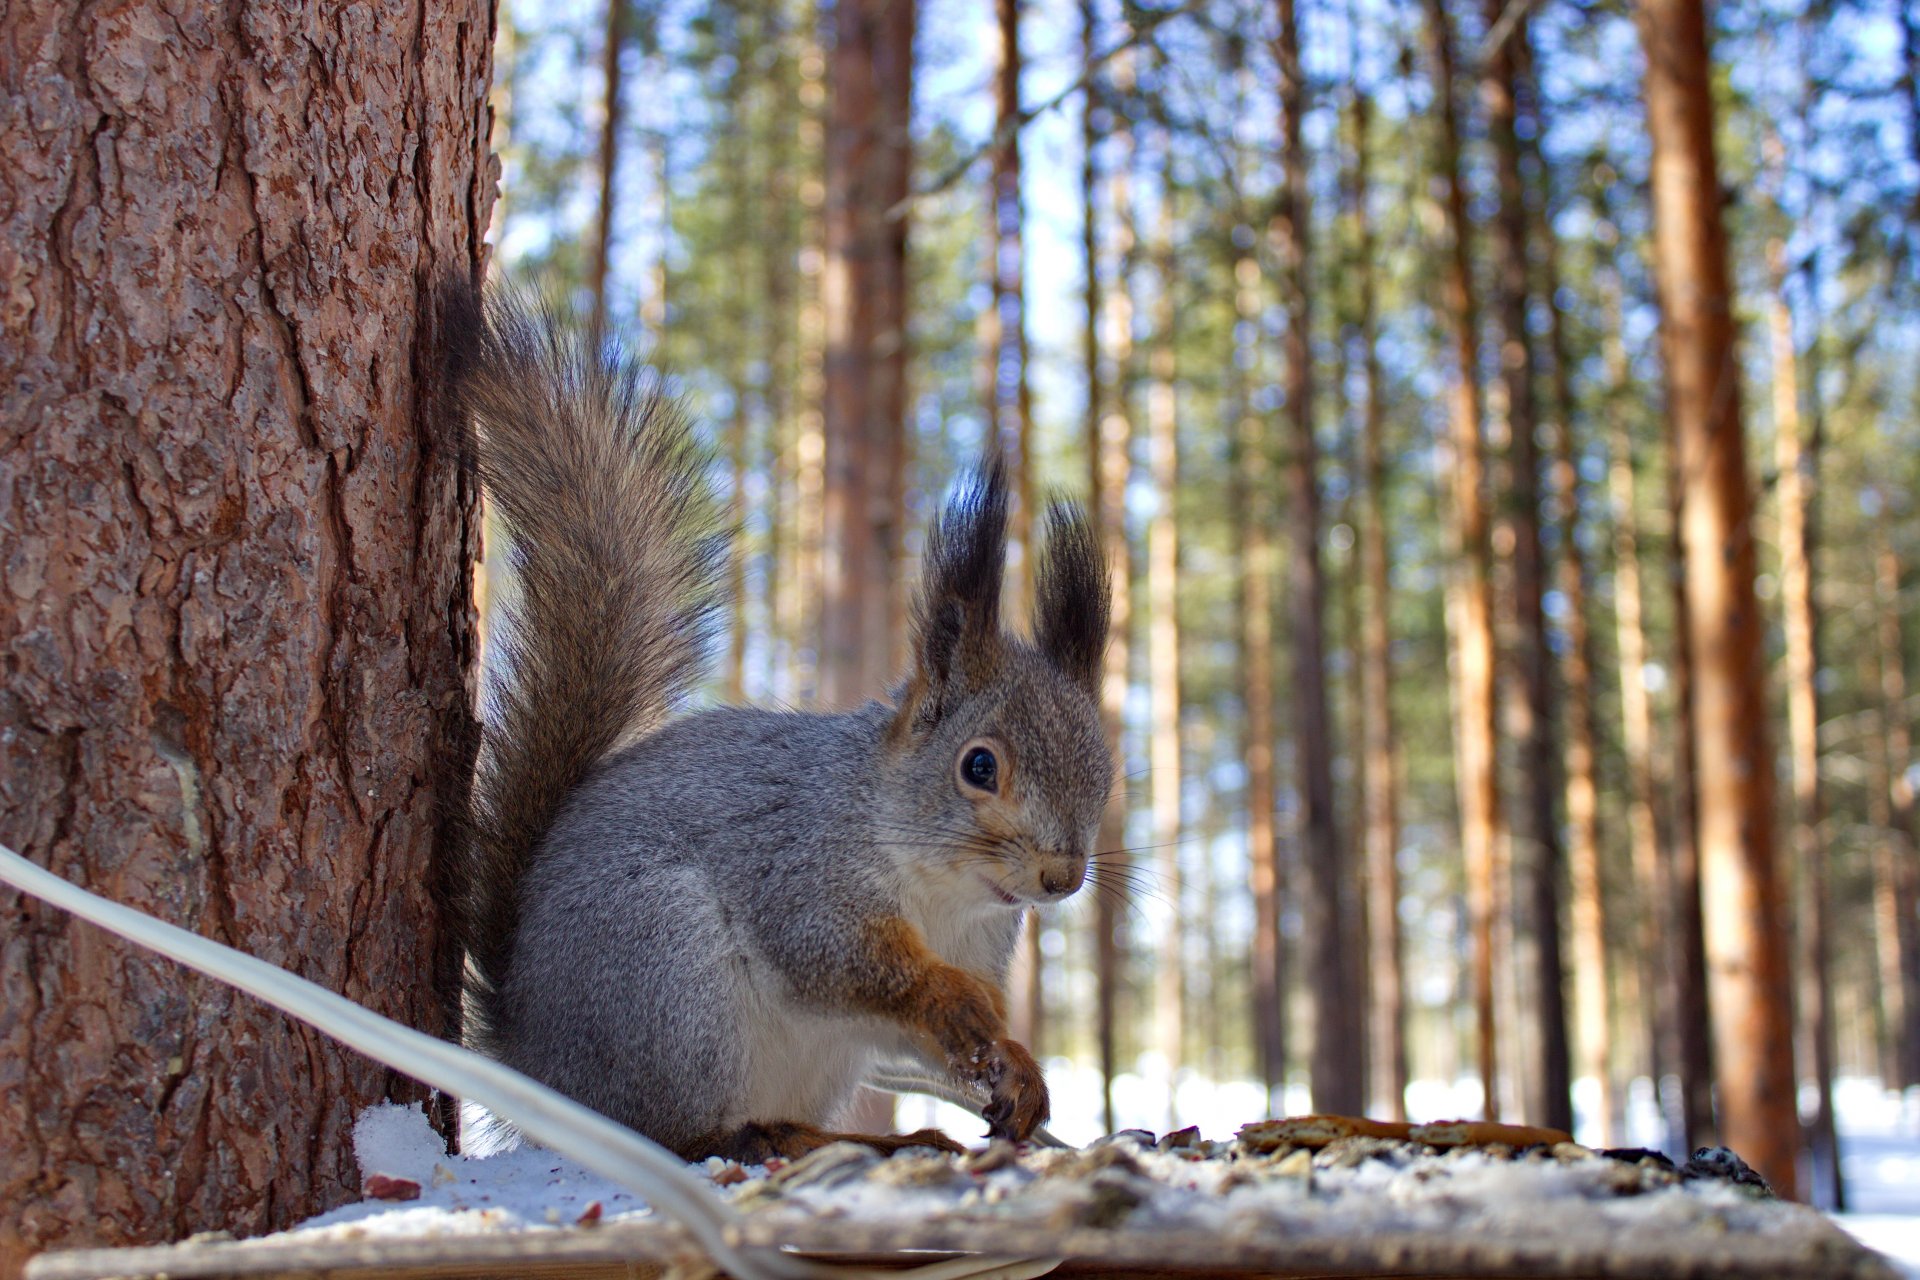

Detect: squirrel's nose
1039,857,1087,898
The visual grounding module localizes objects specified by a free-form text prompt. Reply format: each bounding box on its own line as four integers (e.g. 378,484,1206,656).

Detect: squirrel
446,284,1113,1163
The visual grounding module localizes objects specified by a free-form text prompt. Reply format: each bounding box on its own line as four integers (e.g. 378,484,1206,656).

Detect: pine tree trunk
1422,0,1502,1121
1873,526,1920,1089
1666,475,1718,1153
1768,237,1841,1207
589,0,627,336
1482,7,1571,1133
820,0,914,706
1147,138,1184,1127
1351,80,1405,1125
1090,32,1137,1136
1602,280,1674,1134
1274,0,1355,1117
0,1,493,1270
986,0,1045,1061
1637,0,1796,1198
1235,217,1283,1114
1536,138,1612,1143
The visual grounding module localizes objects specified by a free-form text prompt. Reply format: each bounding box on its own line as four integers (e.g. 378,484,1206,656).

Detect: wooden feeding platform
23,1118,1898,1280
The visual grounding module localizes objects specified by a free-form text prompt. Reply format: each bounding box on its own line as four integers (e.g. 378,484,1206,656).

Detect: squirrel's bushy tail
446,282,723,1051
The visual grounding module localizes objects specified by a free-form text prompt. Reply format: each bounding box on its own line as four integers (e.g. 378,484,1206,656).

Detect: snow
281,1074,1919,1277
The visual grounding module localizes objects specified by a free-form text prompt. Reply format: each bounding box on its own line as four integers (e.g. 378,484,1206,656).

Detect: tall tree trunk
1351,77,1405,1124
1666,459,1718,1153
589,0,628,336
1637,0,1796,1199
1768,236,1841,1208
1237,70,1284,1111
986,0,1045,1061
1422,0,1503,1120
1147,139,1185,1127
0,2,493,1270
1861,648,1908,1088
1535,143,1612,1142
820,0,914,707
1602,271,1677,1140
1482,7,1571,1133
1275,0,1356,1117
1873,524,1920,1088
821,0,913,1136
1090,32,1137,1136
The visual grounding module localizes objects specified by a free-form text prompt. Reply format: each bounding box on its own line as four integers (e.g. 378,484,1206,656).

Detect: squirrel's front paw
980,1038,1048,1141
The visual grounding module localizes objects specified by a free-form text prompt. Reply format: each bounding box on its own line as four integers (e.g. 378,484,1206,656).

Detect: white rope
0,843,1058,1280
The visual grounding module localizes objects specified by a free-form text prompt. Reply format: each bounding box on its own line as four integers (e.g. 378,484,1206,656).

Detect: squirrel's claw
981,1038,1049,1142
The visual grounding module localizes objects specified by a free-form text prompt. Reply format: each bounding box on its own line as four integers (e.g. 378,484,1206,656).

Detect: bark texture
1638,0,1796,1198
0,1,494,1272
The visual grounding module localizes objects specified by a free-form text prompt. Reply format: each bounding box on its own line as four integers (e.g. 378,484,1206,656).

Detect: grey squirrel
448,285,1113,1162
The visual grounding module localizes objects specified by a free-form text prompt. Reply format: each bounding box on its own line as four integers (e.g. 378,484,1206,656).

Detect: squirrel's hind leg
699,1121,964,1162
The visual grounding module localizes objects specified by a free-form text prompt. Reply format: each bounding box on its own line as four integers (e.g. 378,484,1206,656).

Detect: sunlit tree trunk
0,0,493,1266
1422,0,1502,1120
1147,134,1185,1127
1350,77,1405,1124
1090,32,1138,1136
1768,236,1841,1207
1638,0,1796,1198
1482,7,1570,1132
820,0,914,707
1873,524,1920,1089
589,0,628,337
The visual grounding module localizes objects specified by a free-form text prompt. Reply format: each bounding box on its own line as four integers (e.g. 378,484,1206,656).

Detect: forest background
4,0,1919,1266
492,0,1920,1219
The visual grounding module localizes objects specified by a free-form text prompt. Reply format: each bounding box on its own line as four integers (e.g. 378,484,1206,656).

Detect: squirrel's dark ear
898,455,1010,732
1033,498,1109,696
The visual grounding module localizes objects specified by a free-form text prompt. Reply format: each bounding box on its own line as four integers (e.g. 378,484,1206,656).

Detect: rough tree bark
0,1,494,1272
1422,0,1503,1120
1637,0,1797,1199
820,0,914,707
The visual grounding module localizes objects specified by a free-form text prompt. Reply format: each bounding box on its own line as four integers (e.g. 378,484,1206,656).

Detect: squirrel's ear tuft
1033,499,1109,696
899,455,1010,731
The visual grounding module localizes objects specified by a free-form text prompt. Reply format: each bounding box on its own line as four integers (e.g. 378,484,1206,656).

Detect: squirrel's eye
961,746,999,792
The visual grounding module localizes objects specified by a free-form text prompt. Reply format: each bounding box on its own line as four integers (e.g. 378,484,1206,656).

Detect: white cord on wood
0,843,1059,1280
